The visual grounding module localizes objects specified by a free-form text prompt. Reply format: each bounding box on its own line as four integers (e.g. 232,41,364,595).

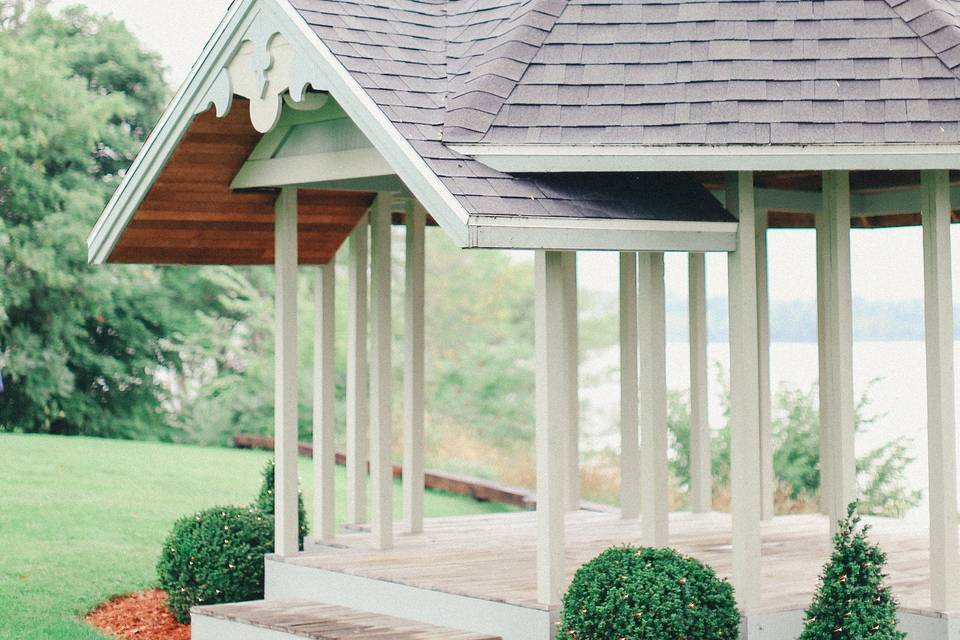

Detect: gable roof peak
885,0,960,76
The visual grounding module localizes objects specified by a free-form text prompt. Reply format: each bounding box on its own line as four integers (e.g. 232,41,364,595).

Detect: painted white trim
345,218,368,526
451,144,960,173
468,216,738,252
756,211,774,522
86,0,260,264
369,194,394,551
264,559,556,640
312,260,336,543
688,253,712,515
273,187,299,557
265,0,471,247
561,252,580,512
231,147,393,189
403,203,426,535
726,171,763,611
619,253,640,520
921,169,960,612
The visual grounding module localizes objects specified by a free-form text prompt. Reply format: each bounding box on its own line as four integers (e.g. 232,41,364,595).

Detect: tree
800,502,905,640
0,7,178,437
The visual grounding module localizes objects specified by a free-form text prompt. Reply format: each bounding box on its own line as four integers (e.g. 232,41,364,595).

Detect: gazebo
88,0,960,638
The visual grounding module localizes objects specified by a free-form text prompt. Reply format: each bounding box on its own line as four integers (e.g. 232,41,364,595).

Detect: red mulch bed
85,589,190,640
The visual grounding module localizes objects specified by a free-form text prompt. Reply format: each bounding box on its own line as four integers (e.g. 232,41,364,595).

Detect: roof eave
451,143,960,173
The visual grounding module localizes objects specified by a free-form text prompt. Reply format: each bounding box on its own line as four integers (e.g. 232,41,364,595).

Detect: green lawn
0,434,513,640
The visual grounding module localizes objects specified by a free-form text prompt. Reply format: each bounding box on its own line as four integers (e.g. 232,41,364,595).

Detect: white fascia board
467,216,738,252
267,0,471,247
231,147,394,189
451,144,960,173
87,0,262,264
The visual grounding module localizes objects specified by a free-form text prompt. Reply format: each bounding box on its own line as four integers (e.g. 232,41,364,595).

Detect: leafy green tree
0,7,179,436
800,502,905,640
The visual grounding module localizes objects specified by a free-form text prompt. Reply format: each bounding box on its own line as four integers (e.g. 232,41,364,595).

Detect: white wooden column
313,259,336,542
726,171,762,611
819,170,856,532
346,215,369,525
620,252,640,519
535,250,566,606
638,251,669,546
561,251,580,511
369,194,394,550
403,203,426,534
921,169,960,612
756,211,775,521
688,252,712,514
815,203,832,516
274,187,300,557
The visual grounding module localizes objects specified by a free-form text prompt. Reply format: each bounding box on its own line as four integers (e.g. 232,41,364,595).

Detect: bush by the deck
254,458,308,549
557,546,740,640
156,505,273,623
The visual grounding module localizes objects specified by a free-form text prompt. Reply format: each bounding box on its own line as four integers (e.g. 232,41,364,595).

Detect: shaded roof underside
110,103,374,265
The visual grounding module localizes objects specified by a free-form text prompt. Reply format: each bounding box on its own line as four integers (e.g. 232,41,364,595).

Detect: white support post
535,250,566,606
274,187,300,557
346,215,369,525
815,203,832,517
688,252,712,514
921,169,960,612
561,252,580,511
313,259,336,542
370,194,394,550
403,203,426,535
638,251,669,546
620,252,640,520
756,211,775,521
819,171,856,533
726,171,762,611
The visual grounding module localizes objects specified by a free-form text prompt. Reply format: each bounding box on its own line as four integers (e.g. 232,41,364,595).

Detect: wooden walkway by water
293,510,937,614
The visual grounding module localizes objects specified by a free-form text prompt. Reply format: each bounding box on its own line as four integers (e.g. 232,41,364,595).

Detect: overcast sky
50,0,953,303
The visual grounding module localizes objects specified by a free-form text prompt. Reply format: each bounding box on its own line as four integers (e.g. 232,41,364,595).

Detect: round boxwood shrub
157,505,273,623
557,546,740,640
253,458,308,549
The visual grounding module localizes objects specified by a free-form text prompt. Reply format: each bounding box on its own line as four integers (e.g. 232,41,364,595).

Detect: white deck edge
264,557,556,640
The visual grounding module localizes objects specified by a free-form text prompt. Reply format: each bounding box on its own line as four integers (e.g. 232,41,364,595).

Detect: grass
0,433,513,640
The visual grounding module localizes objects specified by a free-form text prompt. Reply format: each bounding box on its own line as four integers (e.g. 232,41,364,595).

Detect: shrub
557,546,740,640
800,502,904,640
253,458,308,549
157,505,273,623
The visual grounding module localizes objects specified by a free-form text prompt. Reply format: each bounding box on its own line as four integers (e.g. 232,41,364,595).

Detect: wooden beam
369,194,394,550
638,251,669,546
726,171,762,611
346,215,369,525
619,252,640,520
819,170,856,534
756,211,775,521
688,252,712,514
561,252,580,511
313,259,336,542
274,187,300,557
403,202,426,534
231,147,394,190
921,169,960,612
535,250,566,606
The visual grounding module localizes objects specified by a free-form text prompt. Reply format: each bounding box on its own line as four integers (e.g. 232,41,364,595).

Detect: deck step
191,599,502,640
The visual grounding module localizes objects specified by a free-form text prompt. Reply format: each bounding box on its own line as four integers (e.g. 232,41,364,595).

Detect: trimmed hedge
557,546,740,640
157,505,273,623
253,458,308,549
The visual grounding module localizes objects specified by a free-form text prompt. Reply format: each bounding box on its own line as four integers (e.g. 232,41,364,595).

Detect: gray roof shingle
287,0,960,221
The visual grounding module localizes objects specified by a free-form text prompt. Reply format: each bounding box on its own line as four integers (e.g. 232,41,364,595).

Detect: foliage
800,502,905,640
157,505,273,623
557,546,740,640
668,373,920,517
254,458,308,549
0,6,179,437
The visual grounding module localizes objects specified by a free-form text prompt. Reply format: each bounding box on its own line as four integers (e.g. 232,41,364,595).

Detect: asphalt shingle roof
287,0,960,221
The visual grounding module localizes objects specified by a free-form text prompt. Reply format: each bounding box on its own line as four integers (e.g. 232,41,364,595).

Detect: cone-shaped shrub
253,458,308,549
557,546,740,639
800,502,905,640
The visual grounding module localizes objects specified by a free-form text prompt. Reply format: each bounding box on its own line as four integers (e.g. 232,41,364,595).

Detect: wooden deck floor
291,510,937,614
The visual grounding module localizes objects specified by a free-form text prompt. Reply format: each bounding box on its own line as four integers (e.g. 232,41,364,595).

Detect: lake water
580,340,960,522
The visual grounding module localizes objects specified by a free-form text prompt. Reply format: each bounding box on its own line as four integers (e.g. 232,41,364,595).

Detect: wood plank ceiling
110,100,374,265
